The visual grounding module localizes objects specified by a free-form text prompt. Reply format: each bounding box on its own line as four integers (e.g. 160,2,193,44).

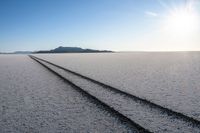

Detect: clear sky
0,0,200,52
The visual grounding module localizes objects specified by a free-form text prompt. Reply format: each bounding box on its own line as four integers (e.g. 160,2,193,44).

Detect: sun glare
163,1,199,35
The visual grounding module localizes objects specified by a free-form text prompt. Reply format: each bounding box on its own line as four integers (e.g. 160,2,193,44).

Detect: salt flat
32,55,200,133
35,52,200,121
0,55,137,133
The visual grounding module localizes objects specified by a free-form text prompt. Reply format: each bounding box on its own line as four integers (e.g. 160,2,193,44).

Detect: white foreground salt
34,56,200,133
0,55,137,133
35,52,200,121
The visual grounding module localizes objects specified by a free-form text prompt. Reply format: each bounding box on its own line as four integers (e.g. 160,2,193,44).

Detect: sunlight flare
163,1,199,35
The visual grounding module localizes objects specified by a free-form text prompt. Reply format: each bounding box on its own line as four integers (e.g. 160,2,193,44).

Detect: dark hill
35,46,112,53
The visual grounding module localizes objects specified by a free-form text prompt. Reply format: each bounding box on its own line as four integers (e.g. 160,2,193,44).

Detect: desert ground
1,53,200,132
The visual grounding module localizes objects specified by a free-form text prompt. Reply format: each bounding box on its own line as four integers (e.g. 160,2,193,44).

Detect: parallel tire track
30,55,200,125
30,55,200,132
29,55,151,133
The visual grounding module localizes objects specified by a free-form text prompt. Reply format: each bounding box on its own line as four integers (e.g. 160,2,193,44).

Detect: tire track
30,55,200,132
29,55,150,133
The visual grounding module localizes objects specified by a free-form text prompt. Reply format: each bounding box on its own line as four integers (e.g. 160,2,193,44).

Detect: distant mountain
35,46,112,53
14,51,33,54
0,46,112,54
0,51,32,54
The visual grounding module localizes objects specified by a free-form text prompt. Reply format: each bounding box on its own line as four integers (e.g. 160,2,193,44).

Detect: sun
163,1,199,35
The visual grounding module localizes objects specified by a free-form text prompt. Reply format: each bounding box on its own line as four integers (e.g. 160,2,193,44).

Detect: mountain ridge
34,46,113,53
0,46,113,54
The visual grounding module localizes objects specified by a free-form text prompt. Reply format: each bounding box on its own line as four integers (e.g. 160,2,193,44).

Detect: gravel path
0,55,138,133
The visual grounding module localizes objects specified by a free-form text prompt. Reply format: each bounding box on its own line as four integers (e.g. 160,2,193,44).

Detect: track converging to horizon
29,55,200,133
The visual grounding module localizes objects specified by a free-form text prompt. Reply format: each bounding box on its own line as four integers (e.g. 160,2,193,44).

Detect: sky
0,0,200,52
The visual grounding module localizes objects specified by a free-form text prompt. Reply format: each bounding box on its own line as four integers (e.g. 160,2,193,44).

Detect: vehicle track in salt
30,55,200,133
29,55,150,133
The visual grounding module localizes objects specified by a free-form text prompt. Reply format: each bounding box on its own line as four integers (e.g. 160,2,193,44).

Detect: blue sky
0,0,200,52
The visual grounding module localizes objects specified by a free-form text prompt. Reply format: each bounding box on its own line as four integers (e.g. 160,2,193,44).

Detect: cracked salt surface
0,55,138,133
34,52,200,121
36,57,200,133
